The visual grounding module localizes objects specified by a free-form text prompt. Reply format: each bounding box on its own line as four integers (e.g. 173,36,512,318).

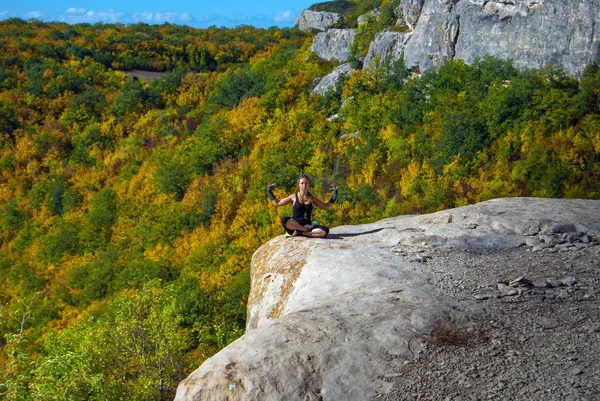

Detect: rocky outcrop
364,31,410,68
394,0,425,30
311,63,355,95
357,8,381,26
310,29,355,62
297,10,340,32
393,0,600,76
451,0,600,77
402,5,461,71
309,0,600,80
175,198,600,400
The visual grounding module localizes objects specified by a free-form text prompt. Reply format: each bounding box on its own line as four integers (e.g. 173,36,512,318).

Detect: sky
0,0,318,29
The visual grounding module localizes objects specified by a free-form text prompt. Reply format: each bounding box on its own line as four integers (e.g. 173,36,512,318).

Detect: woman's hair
298,174,310,182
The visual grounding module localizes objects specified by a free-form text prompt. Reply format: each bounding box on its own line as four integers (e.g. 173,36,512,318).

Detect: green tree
36,218,80,265
0,101,19,139
109,78,147,119
31,281,185,401
80,189,118,251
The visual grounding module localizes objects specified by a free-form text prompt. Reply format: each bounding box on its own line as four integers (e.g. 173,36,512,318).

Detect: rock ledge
175,198,600,401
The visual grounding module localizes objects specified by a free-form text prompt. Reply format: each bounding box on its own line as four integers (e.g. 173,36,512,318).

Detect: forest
1,7,599,401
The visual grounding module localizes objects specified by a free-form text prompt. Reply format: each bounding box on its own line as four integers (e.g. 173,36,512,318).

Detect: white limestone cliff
307,0,600,93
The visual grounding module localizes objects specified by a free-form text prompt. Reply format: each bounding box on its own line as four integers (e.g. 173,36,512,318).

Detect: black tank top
292,193,312,224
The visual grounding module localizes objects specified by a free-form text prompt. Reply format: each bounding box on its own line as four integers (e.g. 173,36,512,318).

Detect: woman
267,174,337,238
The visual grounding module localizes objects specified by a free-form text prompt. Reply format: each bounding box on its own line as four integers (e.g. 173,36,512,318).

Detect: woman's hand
328,184,338,204
267,183,277,201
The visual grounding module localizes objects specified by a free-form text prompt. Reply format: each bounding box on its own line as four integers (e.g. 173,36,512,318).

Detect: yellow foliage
25,159,41,179
172,224,210,261
176,73,208,109
286,72,311,91
219,254,247,279
348,150,382,189
518,121,538,155
399,160,421,198
379,124,396,144
48,92,72,117
199,271,225,293
226,97,266,132
111,215,139,244
144,243,173,262
69,166,108,194
42,302,81,336
0,185,11,205
592,130,600,155
249,44,278,63
42,69,55,79
42,147,64,175
115,162,157,206
181,174,211,212
307,145,327,180
14,136,37,163
343,69,375,99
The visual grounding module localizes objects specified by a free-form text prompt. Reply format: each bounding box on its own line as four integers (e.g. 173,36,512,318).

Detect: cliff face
310,29,356,63
308,0,600,80
175,198,600,400
403,0,600,76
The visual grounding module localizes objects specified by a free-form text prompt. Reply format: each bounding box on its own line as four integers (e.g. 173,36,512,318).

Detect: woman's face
298,177,310,192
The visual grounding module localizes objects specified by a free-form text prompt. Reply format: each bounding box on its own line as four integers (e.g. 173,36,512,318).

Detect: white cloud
66,8,86,15
273,9,297,23
222,9,302,28
96,10,122,23
192,14,221,26
25,10,44,19
61,8,122,24
131,12,154,21
154,12,179,22
0,10,17,20
226,13,250,24
50,7,298,28
129,11,197,24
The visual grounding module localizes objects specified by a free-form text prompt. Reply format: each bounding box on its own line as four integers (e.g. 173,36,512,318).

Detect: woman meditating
267,174,337,238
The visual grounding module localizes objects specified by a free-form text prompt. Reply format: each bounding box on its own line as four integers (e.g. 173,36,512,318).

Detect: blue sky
0,1,317,28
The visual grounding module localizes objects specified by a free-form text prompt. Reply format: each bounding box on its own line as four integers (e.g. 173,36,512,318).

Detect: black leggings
281,216,329,236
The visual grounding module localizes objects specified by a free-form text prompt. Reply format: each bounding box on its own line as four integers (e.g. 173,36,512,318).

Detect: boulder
297,10,340,32
363,31,409,69
310,29,356,62
311,63,355,96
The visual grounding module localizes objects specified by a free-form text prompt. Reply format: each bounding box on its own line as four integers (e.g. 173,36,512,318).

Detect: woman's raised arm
313,184,338,210
267,184,293,207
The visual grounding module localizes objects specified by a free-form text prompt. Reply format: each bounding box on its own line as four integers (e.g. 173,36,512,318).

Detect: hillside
0,1,600,399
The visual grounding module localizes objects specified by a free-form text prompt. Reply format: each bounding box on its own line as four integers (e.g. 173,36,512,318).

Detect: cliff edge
175,197,600,400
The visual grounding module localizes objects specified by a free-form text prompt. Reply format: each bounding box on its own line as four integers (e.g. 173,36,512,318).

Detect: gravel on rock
378,246,600,401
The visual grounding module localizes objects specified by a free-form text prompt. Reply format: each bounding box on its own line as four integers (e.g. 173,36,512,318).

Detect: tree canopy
1,15,599,400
